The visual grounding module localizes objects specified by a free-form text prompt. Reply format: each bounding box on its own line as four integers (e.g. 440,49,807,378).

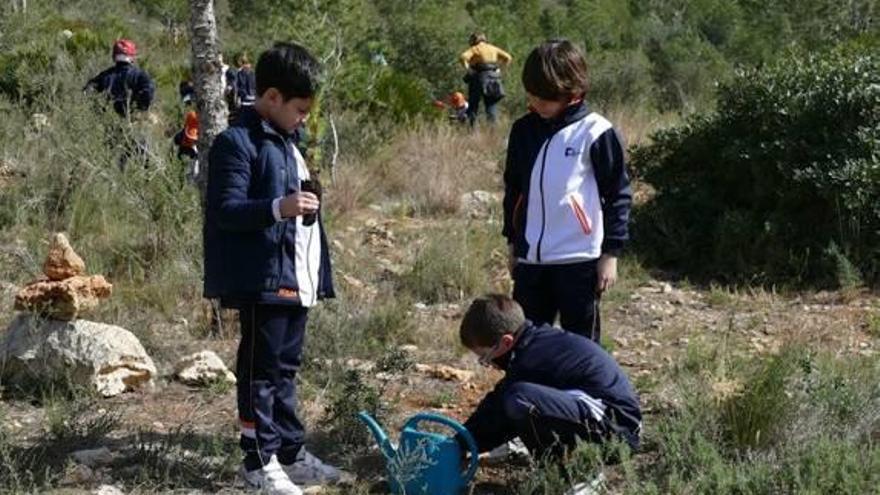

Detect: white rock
31,113,50,131
459,190,501,219
1,315,156,397
93,485,125,495
72,447,115,467
661,282,673,294
174,350,236,386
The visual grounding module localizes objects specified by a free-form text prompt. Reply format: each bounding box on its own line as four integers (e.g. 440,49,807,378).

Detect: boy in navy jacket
204,42,339,495
503,40,632,342
460,295,641,468
84,39,155,117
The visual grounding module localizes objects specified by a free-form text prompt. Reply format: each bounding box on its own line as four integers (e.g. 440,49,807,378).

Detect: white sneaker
282,449,344,486
484,437,530,464
564,472,606,495
241,455,303,495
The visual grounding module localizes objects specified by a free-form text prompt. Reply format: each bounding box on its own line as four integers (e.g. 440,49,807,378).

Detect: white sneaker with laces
564,472,606,495
282,449,343,486
241,455,303,495
484,437,530,464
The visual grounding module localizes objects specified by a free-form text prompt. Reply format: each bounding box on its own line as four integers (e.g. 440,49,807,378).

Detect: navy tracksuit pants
502,382,615,460
237,304,308,471
513,260,602,342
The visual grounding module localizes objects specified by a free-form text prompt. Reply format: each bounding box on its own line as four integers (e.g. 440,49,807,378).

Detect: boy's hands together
279,191,319,218
597,254,618,294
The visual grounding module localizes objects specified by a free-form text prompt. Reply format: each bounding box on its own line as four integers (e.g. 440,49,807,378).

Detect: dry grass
325,107,668,218
604,105,679,149
328,122,504,217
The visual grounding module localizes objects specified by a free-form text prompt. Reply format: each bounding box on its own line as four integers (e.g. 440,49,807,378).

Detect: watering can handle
403,412,480,485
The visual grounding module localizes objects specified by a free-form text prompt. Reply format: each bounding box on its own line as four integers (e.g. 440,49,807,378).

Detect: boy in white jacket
502,39,632,343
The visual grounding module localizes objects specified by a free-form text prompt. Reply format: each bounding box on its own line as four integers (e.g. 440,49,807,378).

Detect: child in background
173,94,199,180
448,91,469,124
460,32,512,125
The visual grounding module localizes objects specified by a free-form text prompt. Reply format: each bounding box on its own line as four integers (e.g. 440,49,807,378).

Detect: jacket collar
545,100,590,129
238,107,294,141
513,320,539,352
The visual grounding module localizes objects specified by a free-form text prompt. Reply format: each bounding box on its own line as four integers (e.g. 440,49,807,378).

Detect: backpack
481,71,505,103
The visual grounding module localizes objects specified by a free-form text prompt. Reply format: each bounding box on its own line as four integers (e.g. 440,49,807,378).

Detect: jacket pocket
568,193,593,236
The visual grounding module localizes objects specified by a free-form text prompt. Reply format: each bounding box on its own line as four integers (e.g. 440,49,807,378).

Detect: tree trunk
188,0,228,203
189,0,228,336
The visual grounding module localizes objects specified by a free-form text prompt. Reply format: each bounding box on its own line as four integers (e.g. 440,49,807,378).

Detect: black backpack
481,71,505,103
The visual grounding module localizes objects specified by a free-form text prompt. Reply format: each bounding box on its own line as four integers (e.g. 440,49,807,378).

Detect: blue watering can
358,411,479,495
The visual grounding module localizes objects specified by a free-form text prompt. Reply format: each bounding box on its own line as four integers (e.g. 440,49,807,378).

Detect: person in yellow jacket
460,32,512,126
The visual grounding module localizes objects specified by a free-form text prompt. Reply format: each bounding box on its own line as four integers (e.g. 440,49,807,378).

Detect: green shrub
718,349,798,450
322,350,414,448
632,45,880,287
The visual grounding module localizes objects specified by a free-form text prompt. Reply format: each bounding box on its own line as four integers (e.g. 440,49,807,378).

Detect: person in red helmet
84,39,156,117
449,91,469,123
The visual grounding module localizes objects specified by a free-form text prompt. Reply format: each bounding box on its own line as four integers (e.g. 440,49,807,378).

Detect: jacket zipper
277,139,291,289
536,131,559,262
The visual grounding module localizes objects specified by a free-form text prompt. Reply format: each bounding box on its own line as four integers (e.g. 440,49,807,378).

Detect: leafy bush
632,45,880,287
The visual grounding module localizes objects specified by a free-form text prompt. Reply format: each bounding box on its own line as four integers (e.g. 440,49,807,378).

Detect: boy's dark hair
460,294,526,348
256,42,322,100
522,39,589,101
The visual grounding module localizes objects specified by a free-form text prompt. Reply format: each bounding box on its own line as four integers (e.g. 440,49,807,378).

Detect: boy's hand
597,254,618,294
279,191,319,218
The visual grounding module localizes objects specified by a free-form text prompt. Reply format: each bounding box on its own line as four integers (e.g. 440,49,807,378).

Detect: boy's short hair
256,42,322,100
522,39,589,101
460,294,526,348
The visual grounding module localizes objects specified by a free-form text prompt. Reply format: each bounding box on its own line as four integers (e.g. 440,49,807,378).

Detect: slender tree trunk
189,0,228,336
188,0,228,203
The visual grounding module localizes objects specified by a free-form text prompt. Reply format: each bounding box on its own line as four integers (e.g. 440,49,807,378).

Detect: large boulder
0,315,156,397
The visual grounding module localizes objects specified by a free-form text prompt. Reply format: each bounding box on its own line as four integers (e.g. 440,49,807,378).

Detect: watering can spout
358,411,397,460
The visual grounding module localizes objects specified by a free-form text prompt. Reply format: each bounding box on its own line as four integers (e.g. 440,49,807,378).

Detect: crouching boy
460,295,642,484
